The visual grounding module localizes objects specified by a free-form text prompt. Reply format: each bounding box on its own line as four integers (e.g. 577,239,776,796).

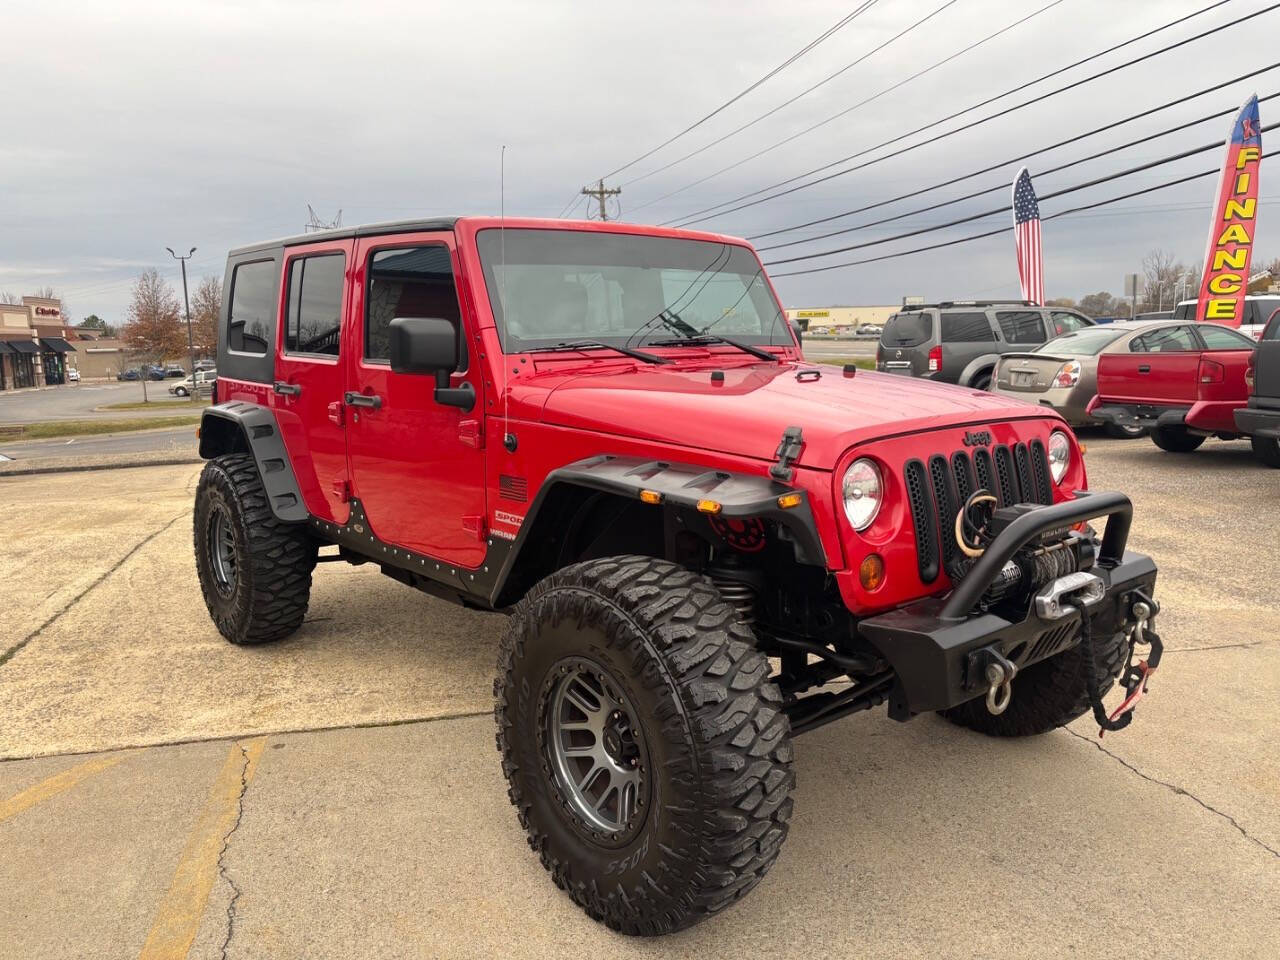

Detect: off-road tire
1151,425,1205,453
193,453,316,645
1251,435,1280,468
940,625,1128,737
1105,421,1147,439
495,556,794,935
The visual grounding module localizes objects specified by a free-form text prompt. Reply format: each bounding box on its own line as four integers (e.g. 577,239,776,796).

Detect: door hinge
462,515,487,540
459,419,483,449
327,401,345,427
331,478,351,502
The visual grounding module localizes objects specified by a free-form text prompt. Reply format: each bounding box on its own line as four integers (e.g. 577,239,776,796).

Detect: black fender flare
199,402,307,522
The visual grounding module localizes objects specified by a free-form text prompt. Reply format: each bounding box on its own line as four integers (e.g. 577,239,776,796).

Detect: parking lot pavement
1,439,1278,959
0,381,197,424
0,425,199,465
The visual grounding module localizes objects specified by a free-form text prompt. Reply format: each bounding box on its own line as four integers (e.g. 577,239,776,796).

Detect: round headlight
1047,430,1071,484
842,458,883,531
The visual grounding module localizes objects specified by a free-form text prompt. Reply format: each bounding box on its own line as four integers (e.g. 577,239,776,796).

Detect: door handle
344,391,382,409
273,380,302,396
1138,364,1151,373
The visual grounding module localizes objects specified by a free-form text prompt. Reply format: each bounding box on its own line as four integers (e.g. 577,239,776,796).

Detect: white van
1173,295,1280,340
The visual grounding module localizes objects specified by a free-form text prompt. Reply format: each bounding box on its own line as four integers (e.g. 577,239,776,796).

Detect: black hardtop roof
897,299,1038,312
227,218,460,257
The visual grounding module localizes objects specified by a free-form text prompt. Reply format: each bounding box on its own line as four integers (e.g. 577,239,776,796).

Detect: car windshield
475,228,787,352
1032,327,1125,356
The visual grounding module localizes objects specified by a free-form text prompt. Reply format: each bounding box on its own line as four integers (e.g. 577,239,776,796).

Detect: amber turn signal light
639,490,662,504
696,499,722,514
776,492,803,509
859,553,885,591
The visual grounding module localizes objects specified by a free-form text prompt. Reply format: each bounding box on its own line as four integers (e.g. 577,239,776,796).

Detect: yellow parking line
138,737,267,960
0,753,125,824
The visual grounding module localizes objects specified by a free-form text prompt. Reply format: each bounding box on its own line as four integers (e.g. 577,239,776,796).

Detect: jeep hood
536,362,1060,468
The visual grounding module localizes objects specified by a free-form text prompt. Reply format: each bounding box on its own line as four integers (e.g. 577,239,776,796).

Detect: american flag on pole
1012,167,1044,305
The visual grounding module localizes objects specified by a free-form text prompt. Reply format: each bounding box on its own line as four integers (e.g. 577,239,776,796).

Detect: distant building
0,297,77,390
785,305,898,333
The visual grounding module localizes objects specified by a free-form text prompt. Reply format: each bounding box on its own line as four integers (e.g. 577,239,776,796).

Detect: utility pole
582,179,621,221
166,246,198,400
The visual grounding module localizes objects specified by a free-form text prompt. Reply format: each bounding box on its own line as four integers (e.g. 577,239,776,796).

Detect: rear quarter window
228,260,278,355
996,311,1046,344
880,311,933,347
940,311,995,342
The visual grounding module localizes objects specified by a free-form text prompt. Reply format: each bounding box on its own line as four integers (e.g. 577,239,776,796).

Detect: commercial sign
1196,96,1262,327
793,310,830,319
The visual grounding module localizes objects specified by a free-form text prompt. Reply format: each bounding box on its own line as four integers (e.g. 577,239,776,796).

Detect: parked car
990,322,1171,437
67,368,81,383
169,370,216,397
1089,320,1256,452
856,322,882,336
116,368,141,381
194,359,217,372
163,364,187,378
1233,307,1280,466
145,365,166,381
877,300,1095,389
1172,294,1280,339
192,217,1161,935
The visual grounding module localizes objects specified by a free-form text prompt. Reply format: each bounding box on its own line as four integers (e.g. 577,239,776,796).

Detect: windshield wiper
647,334,779,363
525,340,672,365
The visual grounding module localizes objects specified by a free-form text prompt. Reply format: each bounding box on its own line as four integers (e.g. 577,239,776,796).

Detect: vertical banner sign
1012,168,1044,305
1197,95,1262,327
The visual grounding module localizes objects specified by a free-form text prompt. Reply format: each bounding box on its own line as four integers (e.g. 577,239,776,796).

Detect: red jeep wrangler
194,218,1161,934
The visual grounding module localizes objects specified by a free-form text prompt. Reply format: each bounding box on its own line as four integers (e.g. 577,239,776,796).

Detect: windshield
1033,327,1125,356
475,228,787,352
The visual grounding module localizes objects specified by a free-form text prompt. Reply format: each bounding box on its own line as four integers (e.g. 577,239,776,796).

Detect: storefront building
0,297,77,389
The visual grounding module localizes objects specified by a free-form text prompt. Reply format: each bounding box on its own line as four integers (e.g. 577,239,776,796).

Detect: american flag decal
1012,167,1044,306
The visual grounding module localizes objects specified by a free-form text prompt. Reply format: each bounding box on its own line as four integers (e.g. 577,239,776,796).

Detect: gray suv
876,301,1095,389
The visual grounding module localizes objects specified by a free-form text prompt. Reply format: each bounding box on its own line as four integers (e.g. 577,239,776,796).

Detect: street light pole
167,246,198,400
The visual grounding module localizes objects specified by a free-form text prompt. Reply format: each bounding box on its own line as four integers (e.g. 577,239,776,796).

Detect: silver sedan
990,321,1164,437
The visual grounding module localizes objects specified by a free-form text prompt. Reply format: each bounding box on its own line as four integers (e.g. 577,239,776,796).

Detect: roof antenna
500,145,516,453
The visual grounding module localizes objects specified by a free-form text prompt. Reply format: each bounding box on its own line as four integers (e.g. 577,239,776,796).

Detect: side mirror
388,316,474,411
789,319,804,345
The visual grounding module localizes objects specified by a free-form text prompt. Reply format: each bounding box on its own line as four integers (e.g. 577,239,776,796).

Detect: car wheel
1105,421,1147,439
972,372,992,391
495,555,794,934
175,387,188,397
1251,435,1280,468
193,454,317,644
1151,425,1205,453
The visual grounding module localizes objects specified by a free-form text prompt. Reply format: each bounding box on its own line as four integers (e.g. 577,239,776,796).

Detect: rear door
344,232,488,567
272,239,354,525
1095,325,1201,405
878,310,933,376
938,309,997,383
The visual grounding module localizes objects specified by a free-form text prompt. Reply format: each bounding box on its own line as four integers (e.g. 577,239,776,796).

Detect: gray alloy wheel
206,505,237,597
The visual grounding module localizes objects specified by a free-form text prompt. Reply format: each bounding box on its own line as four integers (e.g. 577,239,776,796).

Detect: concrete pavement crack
1164,640,1267,654
1066,727,1280,861
0,510,188,668
217,742,253,960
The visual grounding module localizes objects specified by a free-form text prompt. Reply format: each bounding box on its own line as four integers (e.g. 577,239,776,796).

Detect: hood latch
770,425,805,481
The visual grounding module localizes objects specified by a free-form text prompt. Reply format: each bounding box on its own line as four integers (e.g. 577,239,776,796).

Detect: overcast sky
2,0,1275,321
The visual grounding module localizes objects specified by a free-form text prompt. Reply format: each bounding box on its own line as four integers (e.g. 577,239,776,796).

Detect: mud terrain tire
1151,425,1205,453
940,625,1128,737
495,556,794,935
193,453,316,645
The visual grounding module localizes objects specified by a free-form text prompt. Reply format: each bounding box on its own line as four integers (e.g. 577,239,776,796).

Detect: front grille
906,441,1055,584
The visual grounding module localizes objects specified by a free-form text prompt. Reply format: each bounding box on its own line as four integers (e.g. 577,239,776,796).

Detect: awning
0,341,13,354
6,339,39,354
39,337,76,353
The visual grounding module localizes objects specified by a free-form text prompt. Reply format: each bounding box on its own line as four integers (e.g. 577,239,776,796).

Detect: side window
940,311,995,342
227,260,277,355
365,245,465,367
996,310,1046,344
1131,326,1199,353
285,253,345,356
1050,311,1091,336
1172,301,1194,320
1198,325,1256,350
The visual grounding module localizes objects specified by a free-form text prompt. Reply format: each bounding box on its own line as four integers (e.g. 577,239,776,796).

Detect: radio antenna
500,145,514,452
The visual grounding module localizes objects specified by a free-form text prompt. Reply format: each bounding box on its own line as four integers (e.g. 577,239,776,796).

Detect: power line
597,0,882,182
769,161,1266,279
763,120,1279,267
630,0,1067,214
749,61,1280,245
662,0,1249,227
620,0,964,191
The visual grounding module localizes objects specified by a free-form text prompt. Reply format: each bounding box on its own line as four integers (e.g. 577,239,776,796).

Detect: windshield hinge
770,425,805,482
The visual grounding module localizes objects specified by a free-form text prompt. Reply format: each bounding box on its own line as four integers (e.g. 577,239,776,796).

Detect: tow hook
973,647,1018,716
1102,594,1164,735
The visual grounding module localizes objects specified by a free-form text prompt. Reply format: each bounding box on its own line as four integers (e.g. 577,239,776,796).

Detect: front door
271,239,353,524
345,233,487,568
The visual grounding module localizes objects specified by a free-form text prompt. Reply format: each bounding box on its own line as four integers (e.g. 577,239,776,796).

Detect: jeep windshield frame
474,227,791,355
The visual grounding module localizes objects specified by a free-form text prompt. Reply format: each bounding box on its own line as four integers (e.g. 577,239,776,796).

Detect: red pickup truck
1088,320,1256,453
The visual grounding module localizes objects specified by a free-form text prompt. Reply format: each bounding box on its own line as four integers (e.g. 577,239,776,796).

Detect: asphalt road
0,381,197,424
0,425,197,462
801,338,877,358
1,440,1278,959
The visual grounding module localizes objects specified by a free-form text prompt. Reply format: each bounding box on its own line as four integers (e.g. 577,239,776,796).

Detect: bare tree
31,285,72,323
121,269,184,402
1077,292,1119,318
0,291,20,305
1140,249,1198,313
190,275,221,359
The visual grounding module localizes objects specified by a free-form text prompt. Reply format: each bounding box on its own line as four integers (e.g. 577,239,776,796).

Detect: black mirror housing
789,319,805,345
389,317,459,375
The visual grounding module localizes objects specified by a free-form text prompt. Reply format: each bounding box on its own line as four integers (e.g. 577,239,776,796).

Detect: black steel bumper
857,492,1158,720
1091,404,1189,430
1235,403,1280,439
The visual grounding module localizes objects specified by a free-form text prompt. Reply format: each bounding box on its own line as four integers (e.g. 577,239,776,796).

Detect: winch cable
955,491,998,559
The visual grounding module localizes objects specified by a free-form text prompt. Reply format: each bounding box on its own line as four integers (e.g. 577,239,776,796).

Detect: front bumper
857,492,1158,719
1235,403,1280,439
